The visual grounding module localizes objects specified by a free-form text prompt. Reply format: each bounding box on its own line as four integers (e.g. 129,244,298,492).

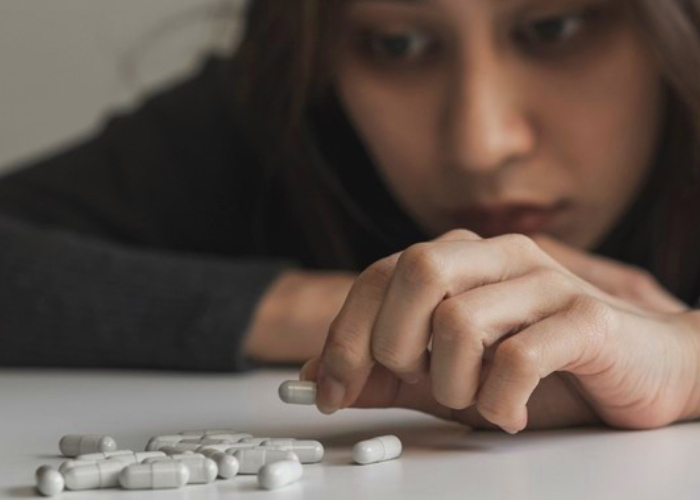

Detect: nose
443,44,536,174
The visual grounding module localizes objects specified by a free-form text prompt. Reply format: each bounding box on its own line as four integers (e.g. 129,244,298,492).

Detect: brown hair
234,0,700,302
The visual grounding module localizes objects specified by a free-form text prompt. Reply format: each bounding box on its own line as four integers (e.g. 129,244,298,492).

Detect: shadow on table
2,486,35,498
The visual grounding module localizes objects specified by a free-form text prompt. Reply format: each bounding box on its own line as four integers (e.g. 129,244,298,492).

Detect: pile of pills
34,380,402,496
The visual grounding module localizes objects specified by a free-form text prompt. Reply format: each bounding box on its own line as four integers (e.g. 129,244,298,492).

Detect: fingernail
317,370,345,415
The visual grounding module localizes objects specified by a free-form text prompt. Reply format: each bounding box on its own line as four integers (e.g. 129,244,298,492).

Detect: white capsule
201,433,252,442
75,450,133,460
159,442,203,454
353,435,402,465
146,435,184,451
198,442,253,454
200,449,240,479
240,437,272,445
222,443,257,454
36,466,64,497
261,440,324,463
258,459,303,490
63,461,126,490
119,462,189,489
204,429,244,436
144,456,216,484
59,435,117,457
234,449,299,474
278,380,317,405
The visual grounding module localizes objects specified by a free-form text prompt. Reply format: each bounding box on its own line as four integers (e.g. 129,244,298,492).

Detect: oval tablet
64,461,126,490
261,440,324,463
119,462,189,489
36,466,64,497
352,435,402,465
278,380,317,405
258,459,303,490
59,435,117,457
234,449,299,474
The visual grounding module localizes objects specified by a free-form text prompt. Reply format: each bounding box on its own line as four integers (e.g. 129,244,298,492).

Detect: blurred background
0,0,246,173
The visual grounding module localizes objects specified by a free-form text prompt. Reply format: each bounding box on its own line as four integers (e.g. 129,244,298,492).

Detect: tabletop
1,368,699,500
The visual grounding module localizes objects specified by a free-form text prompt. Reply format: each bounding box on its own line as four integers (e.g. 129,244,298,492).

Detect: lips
443,201,568,237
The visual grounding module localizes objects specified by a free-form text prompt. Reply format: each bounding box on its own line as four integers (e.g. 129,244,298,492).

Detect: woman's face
332,0,665,249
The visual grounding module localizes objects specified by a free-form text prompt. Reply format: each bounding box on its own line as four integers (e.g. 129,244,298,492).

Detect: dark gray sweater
0,54,685,371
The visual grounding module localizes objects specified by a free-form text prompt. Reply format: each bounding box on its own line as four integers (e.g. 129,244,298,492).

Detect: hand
301,230,700,433
244,270,355,363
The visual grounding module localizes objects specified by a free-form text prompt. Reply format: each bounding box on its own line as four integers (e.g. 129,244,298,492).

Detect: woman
1,0,699,433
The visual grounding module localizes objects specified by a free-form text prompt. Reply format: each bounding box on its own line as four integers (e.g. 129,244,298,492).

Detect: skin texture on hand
244,270,355,363
302,230,700,433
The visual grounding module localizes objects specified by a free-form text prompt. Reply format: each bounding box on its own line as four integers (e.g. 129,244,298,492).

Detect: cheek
334,64,444,206
539,33,665,246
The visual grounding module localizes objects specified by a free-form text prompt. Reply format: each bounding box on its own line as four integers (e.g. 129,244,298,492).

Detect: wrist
244,269,355,363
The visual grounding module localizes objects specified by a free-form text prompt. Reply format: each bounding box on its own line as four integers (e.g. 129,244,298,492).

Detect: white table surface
1,368,699,500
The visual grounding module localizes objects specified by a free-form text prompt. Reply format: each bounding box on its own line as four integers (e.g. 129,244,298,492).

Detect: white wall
0,0,245,171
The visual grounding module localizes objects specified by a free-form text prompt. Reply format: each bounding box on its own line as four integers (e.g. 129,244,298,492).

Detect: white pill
144,456,217,484
240,437,271,445
200,449,240,479
159,442,203,454
204,429,244,436
234,449,299,474
76,450,133,460
222,443,257,454
278,380,317,405
59,435,117,457
119,462,189,489
36,466,64,497
261,440,324,463
198,443,252,453
258,459,303,490
202,433,252,442
63,461,126,490
353,435,402,465
146,436,184,451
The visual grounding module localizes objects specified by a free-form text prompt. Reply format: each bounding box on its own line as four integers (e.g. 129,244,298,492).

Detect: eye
366,31,434,61
516,11,592,48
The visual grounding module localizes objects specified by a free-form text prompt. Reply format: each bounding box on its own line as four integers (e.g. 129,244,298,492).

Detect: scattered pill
278,380,317,405
352,435,402,465
258,459,303,490
146,436,184,451
201,433,252,442
198,442,254,454
59,435,117,457
261,440,324,463
63,461,126,490
159,442,203,454
144,456,217,484
240,437,271,446
76,450,133,460
119,462,189,490
200,449,240,479
233,449,299,474
36,466,64,497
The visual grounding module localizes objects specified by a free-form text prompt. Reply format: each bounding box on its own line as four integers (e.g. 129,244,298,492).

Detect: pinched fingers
314,229,481,414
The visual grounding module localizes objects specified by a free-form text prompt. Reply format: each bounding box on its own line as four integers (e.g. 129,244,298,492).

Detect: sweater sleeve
0,55,296,371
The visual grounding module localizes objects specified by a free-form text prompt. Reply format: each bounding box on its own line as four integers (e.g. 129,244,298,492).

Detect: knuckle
624,267,659,295
432,299,483,343
371,335,412,372
498,233,539,256
358,257,395,288
534,267,574,292
397,243,446,287
495,337,539,377
324,323,368,374
441,228,481,241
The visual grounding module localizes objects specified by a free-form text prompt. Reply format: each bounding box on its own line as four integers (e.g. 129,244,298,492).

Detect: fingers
532,234,687,314
371,233,553,385
429,268,581,410
475,296,613,433
315,229,481,414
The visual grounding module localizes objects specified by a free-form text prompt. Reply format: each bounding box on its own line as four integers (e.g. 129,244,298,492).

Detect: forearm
244,269,356,364
0,215,292,371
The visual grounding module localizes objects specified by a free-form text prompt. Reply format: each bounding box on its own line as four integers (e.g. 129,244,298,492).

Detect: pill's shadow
312,421,489,453
2,486,35,498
